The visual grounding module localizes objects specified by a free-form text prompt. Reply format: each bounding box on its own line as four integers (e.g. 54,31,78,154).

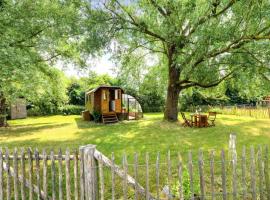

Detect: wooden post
79,145,98,200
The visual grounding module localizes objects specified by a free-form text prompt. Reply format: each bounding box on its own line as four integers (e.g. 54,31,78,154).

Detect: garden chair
208,112,217,126
181,112,193,127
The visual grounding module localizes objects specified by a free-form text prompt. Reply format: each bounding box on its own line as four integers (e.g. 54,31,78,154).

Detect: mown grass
0,113,269,156
0,113,269,199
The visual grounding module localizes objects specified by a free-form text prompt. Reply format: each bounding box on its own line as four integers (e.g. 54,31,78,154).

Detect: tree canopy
85,0,270,121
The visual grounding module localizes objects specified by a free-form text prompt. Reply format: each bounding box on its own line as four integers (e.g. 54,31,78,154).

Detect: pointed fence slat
250,146,256,200
42,149,48,200
28,148,33,200
21,148,26,200
241,146,247,200
65,149,71,200
79,148,85,200
198,149,205,200
35,149,41,200
13,148,19,200
146,152,150,200
50,150,56,200
58,149,63,200
221,149,227,200
134,153,139,200
74,150,79,200
111,153,115,200
210,150,215,200
6,148,11,200
265,146,270,200
156,152,160,200
258,146,264,200
232,147,237,200
167,150,172,200
178,152,183,200
98,155,105,200
122,154,128,200
0,149,3,200
188,151,194,200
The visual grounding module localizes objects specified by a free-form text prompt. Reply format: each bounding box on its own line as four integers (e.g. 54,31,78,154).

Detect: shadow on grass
0,123,71,137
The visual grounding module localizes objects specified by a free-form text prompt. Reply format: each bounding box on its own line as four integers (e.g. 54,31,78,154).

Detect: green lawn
0,113,269,157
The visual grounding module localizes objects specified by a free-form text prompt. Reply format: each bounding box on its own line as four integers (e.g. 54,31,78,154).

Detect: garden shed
85,85,143,123
10,98,27,120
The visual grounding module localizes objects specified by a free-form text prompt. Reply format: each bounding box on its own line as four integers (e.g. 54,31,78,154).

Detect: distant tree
67,83,85,105
85,0,270,121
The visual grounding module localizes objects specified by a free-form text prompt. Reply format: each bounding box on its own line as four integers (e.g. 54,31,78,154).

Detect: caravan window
115,90,118,99
103,90,107,100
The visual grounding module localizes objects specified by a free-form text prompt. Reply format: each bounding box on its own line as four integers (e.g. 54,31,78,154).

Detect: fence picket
188,151,194,200
50,150,56,200
42,149,48,200
2,144,270,200
79,148,85,200
167,150,172,200
58,149,63,200
156,152,160,200
232,147,237,200
74,150,79,200
0,148,3,200
111,153,115,200
265,146,270,200
146,152,150,200
241,146,247,200
35,149,41,200
178,152,183,200
28,148,33,200
134,153,139,200
221,149,227,200
210,150,215,200
13,148,19,200
250,146,256,200
258,146,264,200
198,149,205,200
98,155,105,200
66,149,71,200
122,154,128,200
20,148,26,200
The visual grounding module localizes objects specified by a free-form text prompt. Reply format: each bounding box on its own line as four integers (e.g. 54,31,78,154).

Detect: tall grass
211,106,270,119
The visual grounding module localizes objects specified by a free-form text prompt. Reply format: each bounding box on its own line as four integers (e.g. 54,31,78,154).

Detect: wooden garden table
190,114,208,127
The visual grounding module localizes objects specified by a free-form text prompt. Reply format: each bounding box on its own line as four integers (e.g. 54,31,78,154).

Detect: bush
92,110,101,122
59,105,84,115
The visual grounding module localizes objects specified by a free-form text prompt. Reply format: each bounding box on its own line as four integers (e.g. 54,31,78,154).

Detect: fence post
79,145,98,200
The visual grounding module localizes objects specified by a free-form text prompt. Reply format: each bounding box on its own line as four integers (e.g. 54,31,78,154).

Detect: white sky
56,54,116,78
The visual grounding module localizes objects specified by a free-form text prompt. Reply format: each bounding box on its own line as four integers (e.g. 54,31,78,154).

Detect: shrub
59,105,84,115
92,110,101,122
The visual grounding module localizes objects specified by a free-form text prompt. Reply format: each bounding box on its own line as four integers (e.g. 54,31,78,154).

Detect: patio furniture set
181,112,217,128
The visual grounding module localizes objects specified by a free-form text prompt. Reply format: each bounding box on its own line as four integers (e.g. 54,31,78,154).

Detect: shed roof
86,85,124,95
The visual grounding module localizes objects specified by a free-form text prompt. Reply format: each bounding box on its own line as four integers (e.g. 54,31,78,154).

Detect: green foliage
92,110,101,123
0,0,85,123
59,105,84,115
67,83,85,105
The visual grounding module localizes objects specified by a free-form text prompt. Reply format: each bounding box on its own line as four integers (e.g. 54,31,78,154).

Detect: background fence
0,143,270,199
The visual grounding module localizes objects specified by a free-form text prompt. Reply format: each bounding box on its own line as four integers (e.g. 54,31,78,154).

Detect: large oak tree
87,0,270,121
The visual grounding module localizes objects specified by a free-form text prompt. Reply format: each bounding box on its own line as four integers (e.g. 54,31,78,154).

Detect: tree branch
148,0,168,17
185,0,238,37
181,70,235,89
106,0,167,42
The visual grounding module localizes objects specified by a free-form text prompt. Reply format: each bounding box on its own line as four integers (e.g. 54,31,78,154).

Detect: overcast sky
57,54,116,77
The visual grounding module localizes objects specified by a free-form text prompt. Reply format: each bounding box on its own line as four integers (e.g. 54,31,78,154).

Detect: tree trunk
164,66,181,121
0,96,7,127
